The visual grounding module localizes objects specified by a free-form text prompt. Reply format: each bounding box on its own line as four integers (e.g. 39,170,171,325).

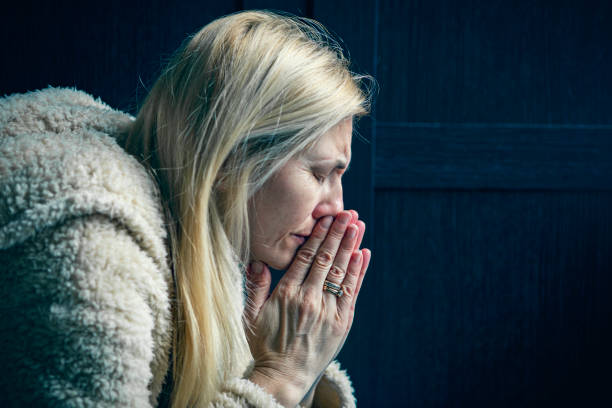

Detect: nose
312,181,344,220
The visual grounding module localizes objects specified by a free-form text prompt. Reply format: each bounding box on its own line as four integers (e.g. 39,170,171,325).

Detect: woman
0,10,372,407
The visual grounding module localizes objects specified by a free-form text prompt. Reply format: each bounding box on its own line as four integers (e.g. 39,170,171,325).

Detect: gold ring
323,280,343,297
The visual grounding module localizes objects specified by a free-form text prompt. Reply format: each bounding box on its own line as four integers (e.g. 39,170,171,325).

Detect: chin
261,249,296,271
251,238,300,271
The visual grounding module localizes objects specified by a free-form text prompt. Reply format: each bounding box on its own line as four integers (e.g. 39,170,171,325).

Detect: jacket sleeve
0,212,357,408
311,361,356,408
211,361,356,407
0,215,171,407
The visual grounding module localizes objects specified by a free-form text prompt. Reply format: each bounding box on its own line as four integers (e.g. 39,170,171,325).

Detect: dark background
3,0,612,406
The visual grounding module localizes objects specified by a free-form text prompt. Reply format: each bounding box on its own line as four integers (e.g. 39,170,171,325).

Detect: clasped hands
244,210,370,407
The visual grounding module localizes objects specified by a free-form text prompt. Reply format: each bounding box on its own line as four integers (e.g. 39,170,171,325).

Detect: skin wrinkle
315,251,333,268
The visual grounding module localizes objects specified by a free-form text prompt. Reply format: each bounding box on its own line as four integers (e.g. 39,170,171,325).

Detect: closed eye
311,161,347,184
313,172,326,184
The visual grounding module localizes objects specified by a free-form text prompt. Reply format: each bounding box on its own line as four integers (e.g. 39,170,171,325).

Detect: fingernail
321,216,332,228
347,225,357,238
338,212,351,225
351,251,362,264
251,262,263,275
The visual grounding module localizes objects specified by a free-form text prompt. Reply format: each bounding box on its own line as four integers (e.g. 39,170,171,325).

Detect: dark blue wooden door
317,1,612,406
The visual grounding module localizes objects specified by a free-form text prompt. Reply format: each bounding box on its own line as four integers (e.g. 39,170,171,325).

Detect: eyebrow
307,155,351,171
318,159,350,172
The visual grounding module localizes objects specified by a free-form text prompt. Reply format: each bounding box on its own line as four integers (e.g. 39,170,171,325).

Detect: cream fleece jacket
0,87,356,407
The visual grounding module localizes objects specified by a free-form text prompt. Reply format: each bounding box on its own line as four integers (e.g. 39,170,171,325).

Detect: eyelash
313,172,326,183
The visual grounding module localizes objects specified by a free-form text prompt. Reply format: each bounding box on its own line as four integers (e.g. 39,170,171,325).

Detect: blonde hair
123,10,371,407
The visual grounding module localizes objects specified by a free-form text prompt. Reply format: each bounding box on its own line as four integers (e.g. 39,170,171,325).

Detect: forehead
306,119,353,161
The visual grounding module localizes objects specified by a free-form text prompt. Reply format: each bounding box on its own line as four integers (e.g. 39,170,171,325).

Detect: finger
344,209,364,250
280,215,333,285
244,261,271,329
335,250,363,317
352,248,371,310
322,223,359,288
353,220,365,252
348,209,358,224
344,248,371,335
336,249,370,358
303,211,352,290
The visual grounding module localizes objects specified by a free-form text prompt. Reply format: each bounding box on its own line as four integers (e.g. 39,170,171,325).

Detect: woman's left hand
299,210,370,407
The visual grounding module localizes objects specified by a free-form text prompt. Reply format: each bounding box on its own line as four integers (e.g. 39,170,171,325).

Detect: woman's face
248,118,353,270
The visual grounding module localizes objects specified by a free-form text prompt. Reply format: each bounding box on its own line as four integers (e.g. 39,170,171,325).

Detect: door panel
374,190,612,406
376,0,612,124
376,124,612,190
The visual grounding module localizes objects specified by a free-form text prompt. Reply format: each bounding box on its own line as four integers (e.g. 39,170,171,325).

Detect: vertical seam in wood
371,0,379,243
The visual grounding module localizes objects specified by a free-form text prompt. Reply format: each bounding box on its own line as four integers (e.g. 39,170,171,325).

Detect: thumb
244,261,271,328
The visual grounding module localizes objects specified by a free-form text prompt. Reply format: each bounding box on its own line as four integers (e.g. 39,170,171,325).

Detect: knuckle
276,283,293,299
295,247,316,265
347,266,360,278
248,273,270,288
340,284,354,301
315,250,334,268
328,265,346,280
312,224,327,239
328,228,345,240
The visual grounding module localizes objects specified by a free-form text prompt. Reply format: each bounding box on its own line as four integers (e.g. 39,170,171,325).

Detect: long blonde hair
123,10,371,407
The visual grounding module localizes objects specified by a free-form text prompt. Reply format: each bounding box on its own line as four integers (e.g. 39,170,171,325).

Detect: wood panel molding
376,123,612,190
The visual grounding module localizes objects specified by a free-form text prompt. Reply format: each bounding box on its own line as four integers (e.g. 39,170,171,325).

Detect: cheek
280,179,319,220
273,189,314,230
250,165,320,241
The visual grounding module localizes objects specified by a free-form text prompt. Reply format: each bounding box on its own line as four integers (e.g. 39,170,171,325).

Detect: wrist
300,377,320,408
248,366,307,407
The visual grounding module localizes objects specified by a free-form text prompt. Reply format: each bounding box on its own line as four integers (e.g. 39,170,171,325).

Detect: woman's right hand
244,210,370,407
